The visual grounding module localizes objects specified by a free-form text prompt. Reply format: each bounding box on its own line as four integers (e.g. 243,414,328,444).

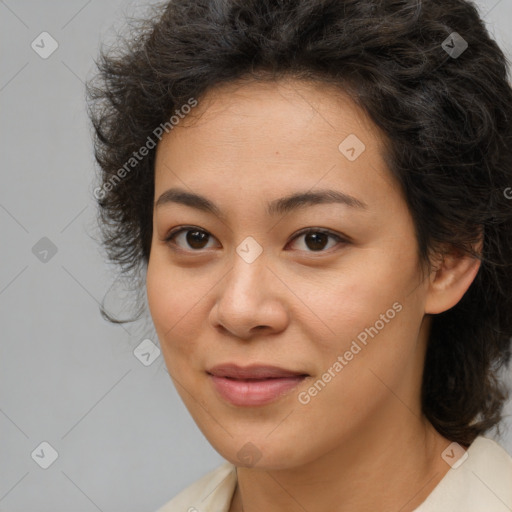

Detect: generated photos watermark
93,97,198,200
298,301,403,405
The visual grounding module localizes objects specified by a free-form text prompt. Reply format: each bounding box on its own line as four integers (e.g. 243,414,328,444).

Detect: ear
424,236,483,315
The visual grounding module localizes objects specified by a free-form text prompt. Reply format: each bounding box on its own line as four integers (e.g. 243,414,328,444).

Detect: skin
146,77,482,512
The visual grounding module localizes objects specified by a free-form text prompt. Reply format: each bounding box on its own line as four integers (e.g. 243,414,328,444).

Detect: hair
87,0,512,447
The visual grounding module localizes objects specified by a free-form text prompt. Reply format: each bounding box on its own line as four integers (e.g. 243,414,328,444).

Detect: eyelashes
163,225,349,254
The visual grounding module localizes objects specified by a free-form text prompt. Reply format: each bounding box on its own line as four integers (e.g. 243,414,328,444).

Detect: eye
163,226,348,253
287,228,347,252
164,226,219,251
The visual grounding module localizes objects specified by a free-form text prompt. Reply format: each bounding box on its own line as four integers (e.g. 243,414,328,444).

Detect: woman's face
146,78,432,469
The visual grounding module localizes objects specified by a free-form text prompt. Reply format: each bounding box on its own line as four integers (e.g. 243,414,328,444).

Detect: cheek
297,253,425,407
287,245,422,355
146,253,209,359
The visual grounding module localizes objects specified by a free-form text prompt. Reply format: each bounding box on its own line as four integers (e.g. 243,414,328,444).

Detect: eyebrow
154,187,367,218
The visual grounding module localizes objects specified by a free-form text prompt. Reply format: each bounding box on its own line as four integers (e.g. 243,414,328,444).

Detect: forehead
153,77,398,210
168,77,381,146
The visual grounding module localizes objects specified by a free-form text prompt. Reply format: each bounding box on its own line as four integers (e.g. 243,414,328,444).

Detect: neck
229,409,451,512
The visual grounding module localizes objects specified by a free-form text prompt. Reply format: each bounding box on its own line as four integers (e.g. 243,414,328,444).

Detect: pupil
306,232,327,251
187,230,209,249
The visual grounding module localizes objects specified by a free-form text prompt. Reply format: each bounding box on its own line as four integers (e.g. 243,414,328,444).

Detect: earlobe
424,241,483,315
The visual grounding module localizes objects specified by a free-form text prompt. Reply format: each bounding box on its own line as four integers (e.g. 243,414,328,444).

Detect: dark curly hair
87,0,512,447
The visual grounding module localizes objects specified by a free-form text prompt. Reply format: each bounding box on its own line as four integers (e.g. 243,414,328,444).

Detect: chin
203,430,305,470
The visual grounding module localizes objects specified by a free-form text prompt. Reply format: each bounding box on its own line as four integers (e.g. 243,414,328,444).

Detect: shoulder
414,436,512,512
155,461,237,512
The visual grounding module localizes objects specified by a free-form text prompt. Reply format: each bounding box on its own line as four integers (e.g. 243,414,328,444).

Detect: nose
209,253,289,340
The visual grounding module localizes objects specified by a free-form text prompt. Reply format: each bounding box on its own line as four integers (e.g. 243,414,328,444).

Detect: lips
208,364,307,379
207,364,308,406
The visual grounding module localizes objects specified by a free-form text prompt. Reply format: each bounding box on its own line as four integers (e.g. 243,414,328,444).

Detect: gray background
1,1,511,511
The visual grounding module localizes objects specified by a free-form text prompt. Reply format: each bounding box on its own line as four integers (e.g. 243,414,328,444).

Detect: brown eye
185,230,210,249
288,229,346,252
304,232,329,251
165,227,219,251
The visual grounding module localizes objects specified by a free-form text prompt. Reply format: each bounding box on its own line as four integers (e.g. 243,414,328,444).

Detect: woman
87,0,512,510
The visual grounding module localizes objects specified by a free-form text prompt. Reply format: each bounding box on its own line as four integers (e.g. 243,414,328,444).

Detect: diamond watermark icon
237,442,262,467
236,236,263,264
134,338,161,366
32,237,58,263
31,32,59,59
441,442,468,469
338,134,366,161
442,32,468,59
31,441,59,469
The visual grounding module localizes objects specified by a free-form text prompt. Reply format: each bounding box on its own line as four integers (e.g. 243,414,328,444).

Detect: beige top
156,436,512,512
